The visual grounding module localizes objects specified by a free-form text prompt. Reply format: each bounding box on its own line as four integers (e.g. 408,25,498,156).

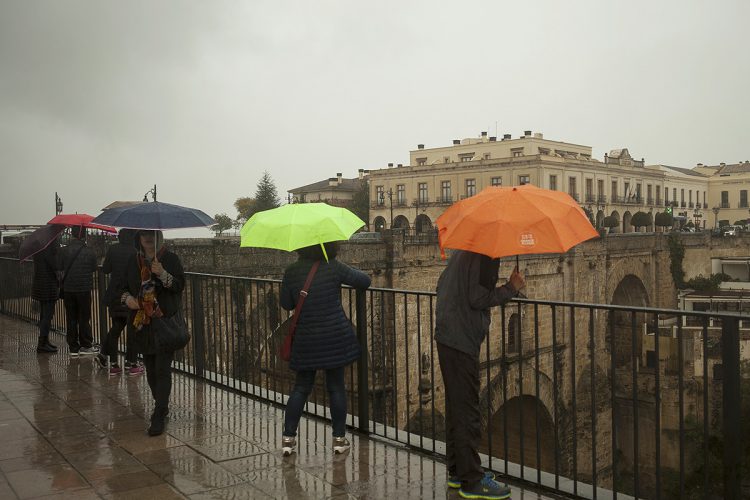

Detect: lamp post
712,206,720,231
55,192,63,215
693,208,702,231
379,188,393,228
143,184,157,202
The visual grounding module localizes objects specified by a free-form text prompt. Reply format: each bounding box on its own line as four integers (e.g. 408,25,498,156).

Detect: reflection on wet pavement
0,315,560,499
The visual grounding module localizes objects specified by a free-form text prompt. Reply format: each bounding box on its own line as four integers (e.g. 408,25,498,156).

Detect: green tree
213,213,233,236
234,197,256,222
602,215,619,232
350,177,369,228
254,171,281,213
631,211,652,230
655,212,674,228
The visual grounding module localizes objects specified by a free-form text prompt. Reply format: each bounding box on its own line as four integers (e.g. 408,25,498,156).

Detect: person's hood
133,230,165,255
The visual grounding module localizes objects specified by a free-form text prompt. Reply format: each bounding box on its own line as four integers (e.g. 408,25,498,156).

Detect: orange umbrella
437,184,599,259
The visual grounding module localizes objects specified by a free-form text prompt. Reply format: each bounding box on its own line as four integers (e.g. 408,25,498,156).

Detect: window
491,177,502,187
585,178,593,200
538,147,550,155
703,191,706,205
721,191,729,208
681,189,685,203
441,181,451,202
647,184,652,200
665,187,669,203
624,182,630,198
636,183,642,200
466,179,476,197
396,184,405,204
569,177,578,199
741,190,748,208
673,188,677,203
611,180,618,200
549,175,557,191
418,183,428,203
376,186,384,205
416,158,426,166
459,153,474,163
689,190,692,203
597,179,604,199
483,153,491,160
518,175,530,185
511,148,524,157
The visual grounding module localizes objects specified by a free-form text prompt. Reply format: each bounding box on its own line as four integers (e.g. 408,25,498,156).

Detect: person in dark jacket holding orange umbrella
279,242,370,456
435,250,524,500
31,240,60,353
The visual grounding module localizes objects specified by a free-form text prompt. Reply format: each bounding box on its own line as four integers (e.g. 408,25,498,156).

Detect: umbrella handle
320,243,329,263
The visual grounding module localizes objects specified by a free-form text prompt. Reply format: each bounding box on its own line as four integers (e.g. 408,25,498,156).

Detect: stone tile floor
0,315,560,499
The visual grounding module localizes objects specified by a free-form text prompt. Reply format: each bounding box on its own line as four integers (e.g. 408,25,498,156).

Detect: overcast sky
1,1,748,234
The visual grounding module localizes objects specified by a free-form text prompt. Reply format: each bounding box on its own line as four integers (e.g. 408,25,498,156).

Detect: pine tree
254,171,281,214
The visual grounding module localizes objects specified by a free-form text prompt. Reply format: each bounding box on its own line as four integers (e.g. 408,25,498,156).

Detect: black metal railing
1,256,746,500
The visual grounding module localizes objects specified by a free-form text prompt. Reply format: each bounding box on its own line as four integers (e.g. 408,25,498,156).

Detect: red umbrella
47,213,116,233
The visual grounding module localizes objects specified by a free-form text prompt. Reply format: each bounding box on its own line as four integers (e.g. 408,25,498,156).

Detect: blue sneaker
459,475,511,499
448,471,495,489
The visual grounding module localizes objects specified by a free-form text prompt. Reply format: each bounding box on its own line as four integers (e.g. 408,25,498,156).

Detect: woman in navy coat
280,242,370,456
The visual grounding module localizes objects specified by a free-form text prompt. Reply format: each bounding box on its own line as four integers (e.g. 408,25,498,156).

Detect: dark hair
71,226,86,239
117,228,135,245
296,241,339,261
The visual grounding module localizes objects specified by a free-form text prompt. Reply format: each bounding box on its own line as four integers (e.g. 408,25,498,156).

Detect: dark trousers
37,300,56,338
437,342,483,486
63,291,93,351
143,351,174,411
284,366,347,438
101,314,137,364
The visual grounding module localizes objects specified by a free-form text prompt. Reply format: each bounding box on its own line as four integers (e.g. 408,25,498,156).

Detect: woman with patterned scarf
121,230,185,436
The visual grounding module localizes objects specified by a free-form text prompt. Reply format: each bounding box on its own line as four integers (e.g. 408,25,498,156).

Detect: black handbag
150,311,191,353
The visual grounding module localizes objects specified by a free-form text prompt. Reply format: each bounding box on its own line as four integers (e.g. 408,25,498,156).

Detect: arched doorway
479,396,556,472
622,211,632,233
610,274,649,368
373,216,386,232
392,215,410,229
596,210,605,229
415,214,433,233
610,211,621,233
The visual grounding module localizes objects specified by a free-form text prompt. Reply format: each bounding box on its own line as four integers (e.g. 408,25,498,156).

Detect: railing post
190,278,205,377
722,317,741,500
97,268,107,345
356,289,370,434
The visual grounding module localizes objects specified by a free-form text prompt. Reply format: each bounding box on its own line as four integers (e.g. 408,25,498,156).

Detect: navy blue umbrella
92,201,215,230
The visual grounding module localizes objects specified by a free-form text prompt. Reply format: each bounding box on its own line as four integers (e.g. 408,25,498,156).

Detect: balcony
689,202,695,208
721,202,731,209
647,197,654,205
597,195,607,203
585,194,596,203
434,196,453,205
0,257,746,500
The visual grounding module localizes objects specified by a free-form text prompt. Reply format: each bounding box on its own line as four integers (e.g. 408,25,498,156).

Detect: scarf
132,251,164,331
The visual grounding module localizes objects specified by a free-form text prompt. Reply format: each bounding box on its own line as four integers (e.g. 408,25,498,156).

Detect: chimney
336,172,342,184
397,164,403,167
524,130,532,137
388,163,394,167
417,144,424,149
489,136,497,142
503,134,511,140
481,131,487,137
697,163,703,167
358,168,364,179
453,139,460,145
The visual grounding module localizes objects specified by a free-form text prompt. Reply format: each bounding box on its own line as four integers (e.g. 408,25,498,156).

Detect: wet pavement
0,315,560,499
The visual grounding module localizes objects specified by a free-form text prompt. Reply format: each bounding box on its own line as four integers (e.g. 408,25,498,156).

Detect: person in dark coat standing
435,250,525,500
121,230,184,436
280,242,370,456
31,240,60,353
96,229,139,375
59,226,98,356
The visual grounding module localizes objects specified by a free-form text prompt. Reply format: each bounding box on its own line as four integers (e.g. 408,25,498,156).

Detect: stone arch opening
610,211,620,233
609,274,649,368
415,214,433,233
596,210,605,229
622,211,632,233
373,216,386,232
392,215,410,229
479,395,556,472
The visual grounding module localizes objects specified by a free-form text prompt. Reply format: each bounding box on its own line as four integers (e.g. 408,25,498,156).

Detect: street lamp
143,184,157,202
55,192,63,215
712,206,720,231
692,208,702,231
379,188,393,228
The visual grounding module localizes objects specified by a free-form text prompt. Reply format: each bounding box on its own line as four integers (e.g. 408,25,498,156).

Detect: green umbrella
240,203,365,260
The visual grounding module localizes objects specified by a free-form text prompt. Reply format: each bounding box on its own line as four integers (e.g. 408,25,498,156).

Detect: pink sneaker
128,364,145,376
109,364,123,376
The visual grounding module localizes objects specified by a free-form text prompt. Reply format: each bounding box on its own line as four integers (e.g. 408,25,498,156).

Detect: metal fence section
1,256,746,499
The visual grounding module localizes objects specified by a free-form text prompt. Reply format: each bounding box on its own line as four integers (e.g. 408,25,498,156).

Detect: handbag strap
288,260,320,336
60,244,85,286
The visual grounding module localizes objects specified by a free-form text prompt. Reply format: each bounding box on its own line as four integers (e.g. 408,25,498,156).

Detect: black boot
148,407,168,436
37,336,58,353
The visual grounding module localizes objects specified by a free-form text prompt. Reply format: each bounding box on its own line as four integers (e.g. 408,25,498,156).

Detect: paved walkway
0,315,558,499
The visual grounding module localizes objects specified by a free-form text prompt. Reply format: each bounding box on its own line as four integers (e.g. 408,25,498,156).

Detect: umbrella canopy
19,224,66,262
47,213,116,233
437,184,599,259
91,201,215,230
240,203,365,252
